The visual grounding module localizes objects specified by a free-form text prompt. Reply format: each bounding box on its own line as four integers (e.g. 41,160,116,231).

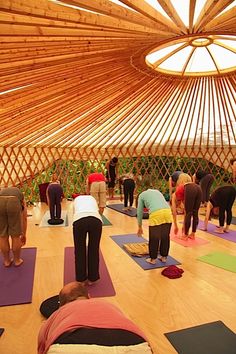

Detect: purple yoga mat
198,220,236,243
64,247,116,297
0,247,37,307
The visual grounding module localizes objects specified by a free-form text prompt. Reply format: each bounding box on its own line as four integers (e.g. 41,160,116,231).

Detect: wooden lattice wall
0,146,234,202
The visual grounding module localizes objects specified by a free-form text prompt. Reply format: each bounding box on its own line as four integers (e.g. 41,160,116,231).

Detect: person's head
51,173,59,182
59,282,89,307
195,170,206,181
230,158,236,165
111,157,118,164
176,173,192,186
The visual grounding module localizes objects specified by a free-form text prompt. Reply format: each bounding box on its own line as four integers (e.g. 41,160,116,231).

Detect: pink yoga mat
64,247,116,297
170,226,209,247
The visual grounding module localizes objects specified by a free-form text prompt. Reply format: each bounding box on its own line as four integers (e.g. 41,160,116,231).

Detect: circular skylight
146,35,236,76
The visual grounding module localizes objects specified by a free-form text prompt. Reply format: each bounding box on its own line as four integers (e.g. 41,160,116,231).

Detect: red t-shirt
175,184,185,201
88,173,106,183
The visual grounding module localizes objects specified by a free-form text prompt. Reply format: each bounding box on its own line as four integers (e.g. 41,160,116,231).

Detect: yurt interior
0,1,236,354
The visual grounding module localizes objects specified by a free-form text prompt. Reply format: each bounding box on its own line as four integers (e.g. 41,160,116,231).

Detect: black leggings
123,179,135,207
200,174,214,203
184,184,202,234
73,216,102,282
149,223,171,259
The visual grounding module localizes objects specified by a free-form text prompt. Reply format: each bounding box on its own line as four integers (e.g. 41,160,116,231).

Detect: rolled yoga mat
110,234,181,270
0,247,37,306
64,247,116,297
165,321,236,354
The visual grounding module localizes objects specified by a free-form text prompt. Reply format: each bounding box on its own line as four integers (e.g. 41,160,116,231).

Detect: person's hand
174,225,179,234
137,226,143,237
20,235,26,245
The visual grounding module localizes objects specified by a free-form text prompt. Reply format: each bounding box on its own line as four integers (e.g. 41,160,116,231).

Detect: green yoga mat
101,214,112,226
198,252,236,273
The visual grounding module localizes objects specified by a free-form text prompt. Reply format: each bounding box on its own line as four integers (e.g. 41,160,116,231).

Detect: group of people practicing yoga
0,157,235,354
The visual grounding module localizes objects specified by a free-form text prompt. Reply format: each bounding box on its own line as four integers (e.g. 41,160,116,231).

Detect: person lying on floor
38,282,153,354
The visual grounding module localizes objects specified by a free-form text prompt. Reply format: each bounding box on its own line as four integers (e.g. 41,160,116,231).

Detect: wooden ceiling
0,0,235,152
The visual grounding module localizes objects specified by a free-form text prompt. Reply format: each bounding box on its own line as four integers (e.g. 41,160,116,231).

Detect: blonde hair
176,173,192,186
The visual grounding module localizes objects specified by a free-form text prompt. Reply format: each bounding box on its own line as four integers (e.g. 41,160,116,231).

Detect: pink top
38,299,147,354
88,173,106,183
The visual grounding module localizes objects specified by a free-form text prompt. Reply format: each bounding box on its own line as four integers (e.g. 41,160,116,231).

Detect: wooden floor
1,199,236,354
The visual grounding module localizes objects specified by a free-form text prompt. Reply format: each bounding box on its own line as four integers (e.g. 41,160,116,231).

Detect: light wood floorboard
0,200,236,354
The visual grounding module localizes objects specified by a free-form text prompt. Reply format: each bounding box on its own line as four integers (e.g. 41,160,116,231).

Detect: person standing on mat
38,281,153,354
193,169,214,206
203,184,236,233
119,172,135,211
0,186,27,267
137,185,172,264
105,157,119,199
73,195,102,284
172,182,202,240
46,173,64,222
86,171,106,215
169,171,192,198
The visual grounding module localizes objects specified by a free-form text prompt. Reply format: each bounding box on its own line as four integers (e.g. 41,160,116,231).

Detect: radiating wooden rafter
0,0,235,196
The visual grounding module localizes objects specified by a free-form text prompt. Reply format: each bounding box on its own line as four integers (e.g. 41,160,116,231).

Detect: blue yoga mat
107,204,137,216
110,234,180,270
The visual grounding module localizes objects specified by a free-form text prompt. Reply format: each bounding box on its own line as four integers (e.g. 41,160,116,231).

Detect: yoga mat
231,216,236,225
110,234,181,270
64,247,116,297
197,252,236,273
106,204,149,219
165,321,236,354
0,248,37,306
170,227,209,247
198,220,236,243
101,214,112,226
39,210,69,227
107,203,137,217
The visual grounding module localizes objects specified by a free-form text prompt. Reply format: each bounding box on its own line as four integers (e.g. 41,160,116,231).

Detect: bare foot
179,235,188,241
14,259,24,267
4,259,13,267
214,229,224,234
189,233,195,240
145,258,156,265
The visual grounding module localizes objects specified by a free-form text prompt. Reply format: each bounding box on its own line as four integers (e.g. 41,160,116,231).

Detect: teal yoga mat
101,214,112,226
198,252,236,273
